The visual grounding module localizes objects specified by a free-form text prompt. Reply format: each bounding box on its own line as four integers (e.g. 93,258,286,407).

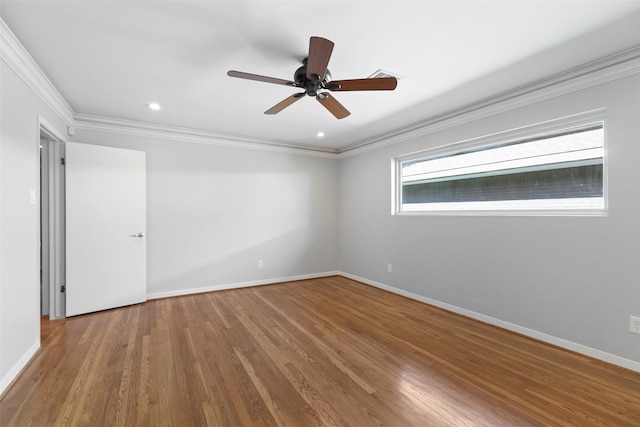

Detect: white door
65,142,146,316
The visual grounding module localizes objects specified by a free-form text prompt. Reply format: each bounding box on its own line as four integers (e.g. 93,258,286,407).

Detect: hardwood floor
2,276,640,426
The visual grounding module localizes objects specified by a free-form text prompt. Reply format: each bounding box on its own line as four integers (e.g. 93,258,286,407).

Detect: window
394,116,606,215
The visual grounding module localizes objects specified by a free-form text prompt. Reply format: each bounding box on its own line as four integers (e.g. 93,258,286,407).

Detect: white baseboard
339,272,640,374
147,271,340,300
0,339,40,396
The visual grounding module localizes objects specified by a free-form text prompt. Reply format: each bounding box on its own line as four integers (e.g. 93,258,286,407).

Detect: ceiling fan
227,36,397,119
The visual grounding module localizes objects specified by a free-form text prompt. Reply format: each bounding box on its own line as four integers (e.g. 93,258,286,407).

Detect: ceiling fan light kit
228,36,398,119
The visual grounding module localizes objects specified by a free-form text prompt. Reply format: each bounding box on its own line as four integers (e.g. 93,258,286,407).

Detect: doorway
39,121,66,320
38,122,148,320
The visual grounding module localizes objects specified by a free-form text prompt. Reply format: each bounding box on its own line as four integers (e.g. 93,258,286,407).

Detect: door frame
38,116,66,319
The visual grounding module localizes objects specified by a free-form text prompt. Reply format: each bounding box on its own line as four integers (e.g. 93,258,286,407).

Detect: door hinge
61,157,66,165
60,285,66,293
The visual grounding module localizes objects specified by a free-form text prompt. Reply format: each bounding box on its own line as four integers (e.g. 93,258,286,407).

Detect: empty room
1,1,640,425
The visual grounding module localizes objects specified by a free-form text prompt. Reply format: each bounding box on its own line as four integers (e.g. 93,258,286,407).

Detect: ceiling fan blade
306,37,334,81
265,93,305,115
227,70,295,86
316,93,350,119
328,77,398,91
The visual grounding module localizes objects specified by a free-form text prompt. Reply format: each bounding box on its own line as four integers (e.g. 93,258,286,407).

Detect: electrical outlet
630,316,640,335
258,259,264,268
387,264,392,273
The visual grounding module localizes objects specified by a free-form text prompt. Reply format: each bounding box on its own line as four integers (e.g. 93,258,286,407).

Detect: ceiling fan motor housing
294,59,331,97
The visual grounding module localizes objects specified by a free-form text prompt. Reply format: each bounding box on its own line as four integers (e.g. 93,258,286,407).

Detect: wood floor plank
2,276,640,426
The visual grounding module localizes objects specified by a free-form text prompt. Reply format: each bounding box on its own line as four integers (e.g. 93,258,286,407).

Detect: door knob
129,232,145,238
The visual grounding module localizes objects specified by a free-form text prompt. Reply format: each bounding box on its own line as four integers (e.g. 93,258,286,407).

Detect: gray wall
0,61,68,390
338,73,640,366
71,129,339,297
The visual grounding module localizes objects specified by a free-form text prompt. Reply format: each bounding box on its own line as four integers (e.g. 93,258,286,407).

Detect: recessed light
316,131,325,138
147,102,161,111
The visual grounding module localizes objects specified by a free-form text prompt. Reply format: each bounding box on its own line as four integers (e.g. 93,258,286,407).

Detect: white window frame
392,109,608,216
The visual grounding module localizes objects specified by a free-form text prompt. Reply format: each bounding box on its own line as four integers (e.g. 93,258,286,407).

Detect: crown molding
338,45,640,158
0,18,74,126
73,114,339,159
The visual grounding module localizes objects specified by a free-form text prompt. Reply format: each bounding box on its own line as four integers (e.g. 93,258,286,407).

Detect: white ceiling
2,1,640,153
